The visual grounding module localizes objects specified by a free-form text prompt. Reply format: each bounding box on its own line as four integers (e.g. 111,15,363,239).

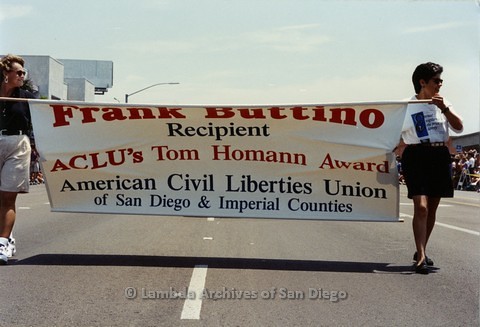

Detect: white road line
181,265,208,320
400,203,452,207
400,213,480,236
434,222,480,236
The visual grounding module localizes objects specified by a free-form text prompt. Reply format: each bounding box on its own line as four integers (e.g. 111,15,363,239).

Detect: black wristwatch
441,106,450,114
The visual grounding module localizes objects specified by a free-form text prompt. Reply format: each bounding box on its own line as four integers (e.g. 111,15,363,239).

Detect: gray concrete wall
65,78,95,101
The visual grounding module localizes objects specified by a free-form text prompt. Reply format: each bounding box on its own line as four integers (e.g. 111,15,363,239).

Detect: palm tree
20,78,39,96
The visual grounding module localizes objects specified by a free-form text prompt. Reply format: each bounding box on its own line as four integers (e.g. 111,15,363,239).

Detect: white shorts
0,135,31,193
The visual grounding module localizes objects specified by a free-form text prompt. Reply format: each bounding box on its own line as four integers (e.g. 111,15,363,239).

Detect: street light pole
125,82,180,103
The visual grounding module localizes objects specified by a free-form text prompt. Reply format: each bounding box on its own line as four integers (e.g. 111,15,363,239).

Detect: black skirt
401,145,453,199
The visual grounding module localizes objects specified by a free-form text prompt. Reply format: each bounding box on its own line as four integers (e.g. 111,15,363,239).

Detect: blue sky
1,0,479,134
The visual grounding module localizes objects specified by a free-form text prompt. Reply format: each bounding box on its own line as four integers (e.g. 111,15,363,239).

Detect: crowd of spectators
29,143,44,185
397,148,479,192
451,149,479,191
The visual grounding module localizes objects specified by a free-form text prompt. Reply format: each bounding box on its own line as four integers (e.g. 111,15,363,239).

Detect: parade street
1,184,478,326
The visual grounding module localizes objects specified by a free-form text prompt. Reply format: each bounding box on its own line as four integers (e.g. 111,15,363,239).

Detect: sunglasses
11,70,27,77
431,78,443,84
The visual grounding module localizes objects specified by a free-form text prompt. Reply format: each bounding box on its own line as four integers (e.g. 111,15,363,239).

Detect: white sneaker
0,244,8,265
6,238,16,258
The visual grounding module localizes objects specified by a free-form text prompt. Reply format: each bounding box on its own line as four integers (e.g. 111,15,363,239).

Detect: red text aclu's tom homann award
29,100,407,221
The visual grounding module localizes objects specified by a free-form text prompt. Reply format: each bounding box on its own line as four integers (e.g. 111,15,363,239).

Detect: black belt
409,142,446,147
0,129,28,136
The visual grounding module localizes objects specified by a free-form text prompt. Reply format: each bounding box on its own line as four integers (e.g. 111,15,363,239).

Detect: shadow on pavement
12,253,428,273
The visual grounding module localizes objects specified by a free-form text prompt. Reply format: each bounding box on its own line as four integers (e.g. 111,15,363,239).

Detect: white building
19,55,113,101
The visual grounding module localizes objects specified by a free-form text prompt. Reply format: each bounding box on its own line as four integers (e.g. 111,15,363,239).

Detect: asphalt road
0,185,478,326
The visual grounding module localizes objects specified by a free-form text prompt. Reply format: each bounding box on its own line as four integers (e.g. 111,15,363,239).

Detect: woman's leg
412,195,428,265
425,197,441,246
0,191,18,238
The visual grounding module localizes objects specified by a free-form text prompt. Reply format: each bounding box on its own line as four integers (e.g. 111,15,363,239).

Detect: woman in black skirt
398,62,463,274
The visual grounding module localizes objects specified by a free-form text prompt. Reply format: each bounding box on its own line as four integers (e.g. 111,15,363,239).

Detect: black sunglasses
12,70,27,77
431,78,443,84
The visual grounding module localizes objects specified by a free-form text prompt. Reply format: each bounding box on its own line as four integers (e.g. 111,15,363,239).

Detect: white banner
29,100,407,221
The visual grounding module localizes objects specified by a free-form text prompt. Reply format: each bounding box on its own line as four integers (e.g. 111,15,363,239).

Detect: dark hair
412,62,443,94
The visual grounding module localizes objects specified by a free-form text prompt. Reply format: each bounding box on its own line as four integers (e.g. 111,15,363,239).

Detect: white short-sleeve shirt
401,96,453,144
